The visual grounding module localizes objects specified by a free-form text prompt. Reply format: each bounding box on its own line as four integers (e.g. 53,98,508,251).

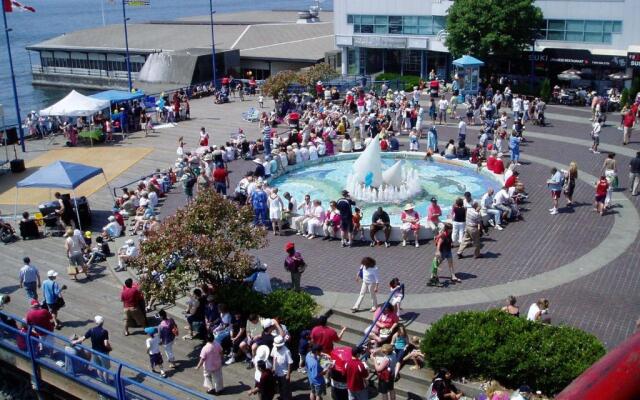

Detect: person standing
42,270,66,330
120,278,146,336
450,199,466,245
72,316,112,383
622,107,635,145
157,309,177,368
426,197,444,236
64,228,88,280
283,242,305,291
437,97,449,125
25,299,54,349
345,346,369,400
546,167,564,215
212,164,230,196
268,188,285,236
629,151,640,196
271,335,293,400
196,333,224,395
594,176,609,216
435,223,461,284
336,190,356,247
351,257,379,313
19,257,41,300
248,360,277,400
509,131,522,166
145,327,166,377
251,183,269,226
457,202,483,259
564,162,578,206
310,316,345,354
591,118,602,154
306,344,328,400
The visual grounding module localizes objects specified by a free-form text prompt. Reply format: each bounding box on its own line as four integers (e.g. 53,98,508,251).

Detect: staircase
325,308,482,400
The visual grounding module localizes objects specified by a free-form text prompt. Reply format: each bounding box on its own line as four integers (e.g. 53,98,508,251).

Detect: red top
120,286,143,308
623,112,635,128
345,358,369,392
487,156,497,172
221,77,230,85
504,175,517,188
310,325,340,353
380,140,388,151
114,212,125,228
596,180,609,197
493,159,505,174
212,168,228,183
26,308,54,334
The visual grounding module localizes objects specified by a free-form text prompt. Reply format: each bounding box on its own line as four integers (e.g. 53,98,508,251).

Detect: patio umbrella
608,72,632,80
557,73,581,81
561,68,582,75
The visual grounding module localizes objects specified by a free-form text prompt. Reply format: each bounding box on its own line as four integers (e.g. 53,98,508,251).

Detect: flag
6,0,36,12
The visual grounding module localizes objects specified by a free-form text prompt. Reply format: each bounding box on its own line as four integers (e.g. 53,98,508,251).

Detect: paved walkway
0,91,638,398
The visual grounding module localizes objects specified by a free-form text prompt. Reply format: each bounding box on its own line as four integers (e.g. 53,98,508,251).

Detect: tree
540,78,551,102
296,62,338,89
261,70,299,99
620,87,629,108
445,0,544,62
128,189,267,305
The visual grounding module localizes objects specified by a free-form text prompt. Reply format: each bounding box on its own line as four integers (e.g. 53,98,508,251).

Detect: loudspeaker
4,127,18,145
10,159,25,173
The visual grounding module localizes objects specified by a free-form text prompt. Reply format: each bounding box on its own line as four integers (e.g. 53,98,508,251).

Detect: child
258,95,264,109
389,277,404,314
145,327,166,377
145,114,153,137
86,236,111,265
409,129,419,151
591,118,602,154
297,329,310,374
352,208,365,241
105,119,113,142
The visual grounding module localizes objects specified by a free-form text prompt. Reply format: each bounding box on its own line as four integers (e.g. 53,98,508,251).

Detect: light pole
209,0,217,87
121,0,133,92
2,4,26,152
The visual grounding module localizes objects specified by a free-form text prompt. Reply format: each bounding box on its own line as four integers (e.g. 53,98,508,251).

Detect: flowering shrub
420,309,606,395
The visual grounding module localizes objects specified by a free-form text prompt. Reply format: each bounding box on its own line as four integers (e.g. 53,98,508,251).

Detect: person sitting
86,236,111,265
400,203,421,248
116,239,138,272
455,141,470,159
19,212,41,240
101,215,122,240
322,201,341,240
370,206,391,247
368,304,399,345
130,204,154,235
442,139,456,159
388,135,400,151
121,195,137,217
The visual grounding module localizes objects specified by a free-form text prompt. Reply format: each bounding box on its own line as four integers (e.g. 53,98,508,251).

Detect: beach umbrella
608,72,632,81
561,68,582,75
557,73,581,81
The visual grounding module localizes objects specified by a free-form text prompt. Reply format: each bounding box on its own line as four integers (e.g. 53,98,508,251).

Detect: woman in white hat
400,204,421,247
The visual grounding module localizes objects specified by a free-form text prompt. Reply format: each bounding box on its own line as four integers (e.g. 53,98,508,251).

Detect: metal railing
32,65,140,80
357,283,405,350
0,311,209,400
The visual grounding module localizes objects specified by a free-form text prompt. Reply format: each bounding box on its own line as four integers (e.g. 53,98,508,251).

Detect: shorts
592,136,599,145
340,218,354,232
69,252,84,266
595,194,606,203
93,354,111,370
309,381,326,396
439,250,453,260
46,301,61,314
149,352,163,367
378,378,395,394
551,190,561,200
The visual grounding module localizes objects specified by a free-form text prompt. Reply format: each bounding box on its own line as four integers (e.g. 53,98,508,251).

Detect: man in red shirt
594,176,609,216
212,166,230,196
120,278,146,335
345,346,369,399
25,299,55,348
504,171,519,188
622,108,635,146
310,316,345,354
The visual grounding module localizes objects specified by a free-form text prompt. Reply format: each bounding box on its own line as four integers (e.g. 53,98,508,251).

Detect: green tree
261,70,299,99
445,0,544,62
296,62,338,89
620,87,629,108
129,189,267,305
540,78,551,102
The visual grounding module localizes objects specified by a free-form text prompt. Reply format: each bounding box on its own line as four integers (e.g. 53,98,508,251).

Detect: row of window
540,19,622,44
347,15,446,36
39,51,146,72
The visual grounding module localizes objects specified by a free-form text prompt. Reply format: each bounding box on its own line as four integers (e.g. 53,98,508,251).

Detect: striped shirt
19,264,40,284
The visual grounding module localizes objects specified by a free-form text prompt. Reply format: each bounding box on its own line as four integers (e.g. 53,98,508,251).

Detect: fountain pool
269,153,502,227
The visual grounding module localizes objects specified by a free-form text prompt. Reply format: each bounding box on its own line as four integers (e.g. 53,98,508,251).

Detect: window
541,19,621,44
344,14,446,36
347,15,353,24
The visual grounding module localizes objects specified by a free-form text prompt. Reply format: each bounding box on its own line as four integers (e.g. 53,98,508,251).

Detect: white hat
47,270,58,278
108,216,116,222
404,203,415,211
126,239,135,246
94,315,104,325
261,318,274,329
255,345,270,361
274,335,285,347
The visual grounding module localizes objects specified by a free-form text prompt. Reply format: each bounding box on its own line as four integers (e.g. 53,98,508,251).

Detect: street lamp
209,0,217,87
121,0,133,92
1,5,26,152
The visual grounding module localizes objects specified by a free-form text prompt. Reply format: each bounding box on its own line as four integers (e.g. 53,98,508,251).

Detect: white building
334,0,640,82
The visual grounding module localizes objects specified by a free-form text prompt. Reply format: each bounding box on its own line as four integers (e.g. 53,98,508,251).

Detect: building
27,10,335,90
334,0,640,86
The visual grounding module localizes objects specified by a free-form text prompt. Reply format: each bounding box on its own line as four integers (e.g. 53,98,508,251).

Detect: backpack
426,380,440,400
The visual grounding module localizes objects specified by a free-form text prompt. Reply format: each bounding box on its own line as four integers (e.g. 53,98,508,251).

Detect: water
270,154,501,226
0,0,330,126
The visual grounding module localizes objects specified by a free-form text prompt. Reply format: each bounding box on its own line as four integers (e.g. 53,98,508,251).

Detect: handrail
356,284,405,350
0,310,209,400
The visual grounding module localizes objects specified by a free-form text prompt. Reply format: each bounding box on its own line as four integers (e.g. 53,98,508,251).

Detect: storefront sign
629,53,640,69
353,36,407,49
540,49,626,67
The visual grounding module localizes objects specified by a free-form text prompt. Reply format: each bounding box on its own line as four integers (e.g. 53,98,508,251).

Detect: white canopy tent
40,90,110,117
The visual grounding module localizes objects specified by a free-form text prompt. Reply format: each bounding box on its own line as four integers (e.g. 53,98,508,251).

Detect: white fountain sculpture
346,136,422,203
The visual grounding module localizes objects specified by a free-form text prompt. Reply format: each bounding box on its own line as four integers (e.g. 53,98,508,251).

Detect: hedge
420,310,606,395
214,283,318,335
376,73,422,92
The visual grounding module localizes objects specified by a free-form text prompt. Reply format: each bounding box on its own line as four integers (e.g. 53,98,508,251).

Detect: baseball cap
30,299,40,307
94,315,104,325
47,270,58,278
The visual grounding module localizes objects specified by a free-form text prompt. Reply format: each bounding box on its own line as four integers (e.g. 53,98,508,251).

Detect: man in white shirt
102,215,122,239
148,191,158,209
457,118,467,142
438,98,449,125
493,187,514,221
116,239,139,271
306,200,325,239
341,136,353,153
271,335,294,399
512,95,523,120
480,188,503,230
293,195,313,235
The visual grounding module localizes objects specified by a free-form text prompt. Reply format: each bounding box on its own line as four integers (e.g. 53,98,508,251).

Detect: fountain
346,136,422,203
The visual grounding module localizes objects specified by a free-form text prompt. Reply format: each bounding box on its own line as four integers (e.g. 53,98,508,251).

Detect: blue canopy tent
452,55,485,96
90,90,144,104
15,161,114,230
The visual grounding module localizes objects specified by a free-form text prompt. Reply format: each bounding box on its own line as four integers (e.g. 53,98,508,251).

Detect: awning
91,90,145,103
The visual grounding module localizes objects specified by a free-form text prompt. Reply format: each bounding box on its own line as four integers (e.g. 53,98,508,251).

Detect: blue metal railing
357,284,405,350
0,311,209,400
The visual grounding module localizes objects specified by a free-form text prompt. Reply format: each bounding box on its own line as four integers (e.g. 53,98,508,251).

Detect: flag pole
209,0,217,88
121,0,133,92
2,2,26,152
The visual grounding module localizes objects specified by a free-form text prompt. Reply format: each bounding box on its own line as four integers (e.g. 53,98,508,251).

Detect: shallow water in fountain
270,157,501,227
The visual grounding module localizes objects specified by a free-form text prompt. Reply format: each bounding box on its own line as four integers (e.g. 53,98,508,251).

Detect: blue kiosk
452,55,485,97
